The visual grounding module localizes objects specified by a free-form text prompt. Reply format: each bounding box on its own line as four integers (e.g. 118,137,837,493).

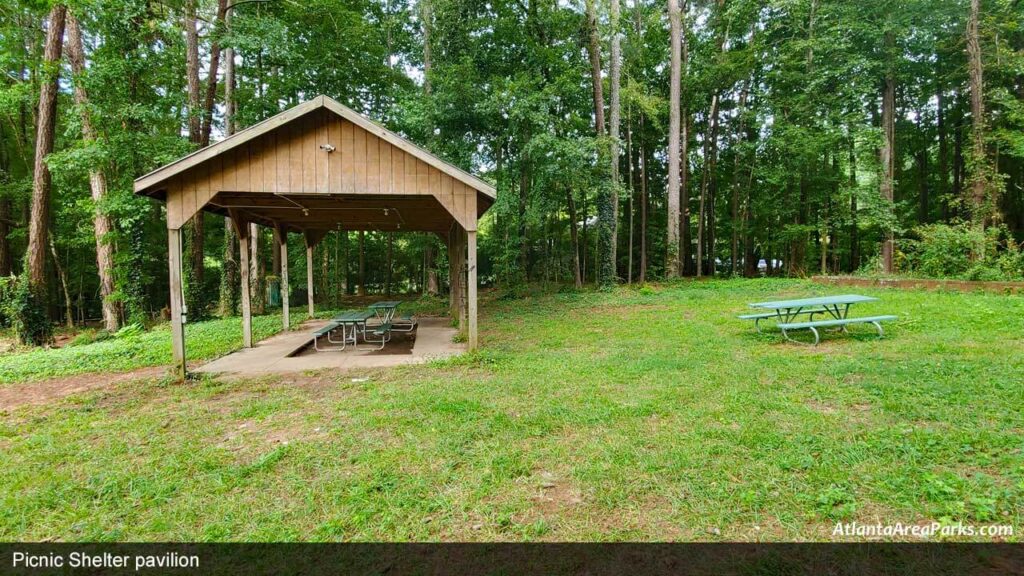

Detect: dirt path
0,366,168,411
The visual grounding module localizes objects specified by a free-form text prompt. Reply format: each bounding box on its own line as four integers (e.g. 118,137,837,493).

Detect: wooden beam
468,229,478,350
231,210,253,348
167,227,186,379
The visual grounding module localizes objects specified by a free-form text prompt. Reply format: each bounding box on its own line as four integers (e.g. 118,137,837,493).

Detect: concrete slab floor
195,317,465,376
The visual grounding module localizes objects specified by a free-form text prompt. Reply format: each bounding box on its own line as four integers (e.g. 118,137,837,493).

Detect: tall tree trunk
0,198,10,277
666,0,682,278
609,0,621,275
49,233,73,329
586,0,614,286
25,3,66,343
639,117,648,282
567,187,583,288
518,159,529,281
219,3,238,317
966,0,991,228
250,224,265,314
731,81,750,275
200,0,229,147
937,86,950,221
67,13,120,331
626,106,634,283
880,30,896,273
358,230,366,296
385,232,393,296
848,132,860,272
184,0,205,315
585,0,606,136
680,4,692,276
696,92,720,277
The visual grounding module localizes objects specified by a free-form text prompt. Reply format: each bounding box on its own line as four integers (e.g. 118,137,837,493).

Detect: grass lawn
1,279,1022,541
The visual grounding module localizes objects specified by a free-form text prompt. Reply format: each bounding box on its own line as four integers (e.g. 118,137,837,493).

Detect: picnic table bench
741,294,897,345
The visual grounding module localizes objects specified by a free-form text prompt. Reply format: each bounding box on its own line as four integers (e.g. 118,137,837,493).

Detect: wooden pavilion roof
134,95,495,236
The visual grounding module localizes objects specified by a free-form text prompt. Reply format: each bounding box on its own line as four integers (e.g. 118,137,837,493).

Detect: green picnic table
368,300,402,324
741,294,897,345
312,310,375,351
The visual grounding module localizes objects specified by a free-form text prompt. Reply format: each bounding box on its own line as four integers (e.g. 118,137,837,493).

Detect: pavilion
135,95,495,377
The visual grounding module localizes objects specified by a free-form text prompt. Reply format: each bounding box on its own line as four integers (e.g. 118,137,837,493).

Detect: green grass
0,295,450,384
2,279,1022,541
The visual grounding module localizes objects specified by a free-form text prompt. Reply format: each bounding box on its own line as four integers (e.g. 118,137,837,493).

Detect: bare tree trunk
567,188,583,288
881,30,896,273
219,4,238,317
731,81,749,275
666,0,681,278
385,232,393,296
639,117,648,282
585,0,606,136
849,132,860,272
26,4,66,319
626,107,634,283
200,0,228,147
49,233,73,329
937,86,950,221
67,12,120,331
518,159,529,280
609,0,621,272
680,4,692,276
358,230,366,296
966,0,990,228
184,0,205,310
696,92,720,278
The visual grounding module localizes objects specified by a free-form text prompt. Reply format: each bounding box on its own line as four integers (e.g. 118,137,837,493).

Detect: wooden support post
306,240,315,317
233,213,252,348
448,226,465,330
467,229,478,350
278,225,289,330
167,227,186,379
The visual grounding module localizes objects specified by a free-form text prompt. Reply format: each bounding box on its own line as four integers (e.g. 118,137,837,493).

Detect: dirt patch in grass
0,366,167,410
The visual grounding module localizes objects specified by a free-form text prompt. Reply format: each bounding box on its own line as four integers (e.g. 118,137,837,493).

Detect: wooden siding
163,108,481,231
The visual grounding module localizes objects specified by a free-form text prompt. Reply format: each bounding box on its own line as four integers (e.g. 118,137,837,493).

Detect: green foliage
5,276,51,346
901,224,1024,281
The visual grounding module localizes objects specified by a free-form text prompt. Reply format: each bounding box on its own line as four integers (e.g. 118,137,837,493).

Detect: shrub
5,276,52,345
0,275,16,327
900,224,1024,281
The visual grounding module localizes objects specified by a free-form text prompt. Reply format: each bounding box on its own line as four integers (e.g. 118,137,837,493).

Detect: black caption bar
2,543,1022,576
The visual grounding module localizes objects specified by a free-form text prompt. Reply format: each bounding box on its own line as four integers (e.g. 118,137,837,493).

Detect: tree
881,29,896,273
22,3,66,344
66,11,119,332
666,0,681,278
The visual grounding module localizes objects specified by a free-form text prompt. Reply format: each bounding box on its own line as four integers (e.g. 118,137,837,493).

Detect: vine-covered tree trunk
250,224,265,315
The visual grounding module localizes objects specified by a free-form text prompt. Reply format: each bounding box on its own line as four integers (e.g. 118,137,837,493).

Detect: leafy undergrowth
0,312,313,385
2,278,1023,541
0,295,451,385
